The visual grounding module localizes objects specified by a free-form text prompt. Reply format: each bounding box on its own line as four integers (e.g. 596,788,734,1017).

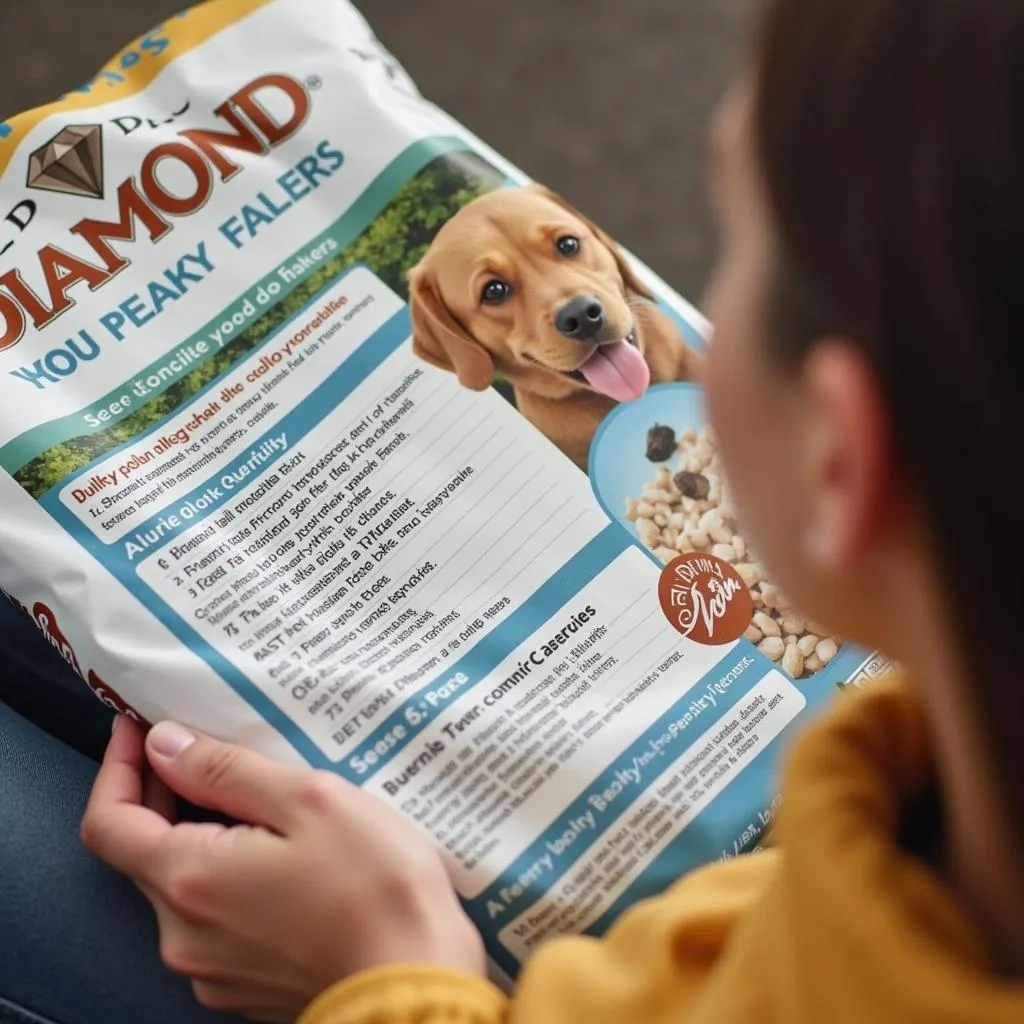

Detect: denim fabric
0,607,241,1024
0,599,112,762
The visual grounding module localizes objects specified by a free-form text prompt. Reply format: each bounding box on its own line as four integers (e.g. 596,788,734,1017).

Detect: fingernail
111,715,122,735
148,722,196,758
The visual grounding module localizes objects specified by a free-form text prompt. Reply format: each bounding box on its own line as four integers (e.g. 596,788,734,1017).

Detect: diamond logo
27,124,104,199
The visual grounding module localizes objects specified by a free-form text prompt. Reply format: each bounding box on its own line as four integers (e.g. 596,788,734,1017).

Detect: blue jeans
0,601,239,1024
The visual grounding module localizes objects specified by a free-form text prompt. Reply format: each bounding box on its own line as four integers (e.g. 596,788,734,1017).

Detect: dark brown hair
753,0,1024,835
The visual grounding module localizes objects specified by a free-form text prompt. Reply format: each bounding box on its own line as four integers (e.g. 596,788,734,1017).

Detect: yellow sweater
300,680,1024,1023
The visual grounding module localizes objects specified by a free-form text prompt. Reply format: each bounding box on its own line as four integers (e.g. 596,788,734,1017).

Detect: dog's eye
556,235,581,257
481,280,512,305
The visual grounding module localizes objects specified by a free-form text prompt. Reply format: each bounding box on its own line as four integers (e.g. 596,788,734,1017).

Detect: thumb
145,722,308,833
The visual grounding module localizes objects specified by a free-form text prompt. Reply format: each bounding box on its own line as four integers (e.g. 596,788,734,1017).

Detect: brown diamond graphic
26,124,104,199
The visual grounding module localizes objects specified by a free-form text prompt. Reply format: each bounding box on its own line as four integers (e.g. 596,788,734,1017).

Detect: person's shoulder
781,670,930,841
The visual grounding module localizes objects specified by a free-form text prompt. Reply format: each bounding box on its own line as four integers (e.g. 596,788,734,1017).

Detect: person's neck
887,561,1024,975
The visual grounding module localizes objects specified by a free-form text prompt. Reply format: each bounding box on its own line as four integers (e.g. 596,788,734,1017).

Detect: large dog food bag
0,0,889,979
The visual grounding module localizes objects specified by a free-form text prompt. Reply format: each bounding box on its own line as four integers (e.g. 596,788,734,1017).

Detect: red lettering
0,268,51,328
0,287,27,351
31,601,82,675
1,73,312,345
229,74,310,147
38,245,109,322
71,177,172,274
141,142,215,217
180,101,267,181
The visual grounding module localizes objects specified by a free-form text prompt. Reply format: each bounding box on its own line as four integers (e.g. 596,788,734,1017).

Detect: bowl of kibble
589,382,842,681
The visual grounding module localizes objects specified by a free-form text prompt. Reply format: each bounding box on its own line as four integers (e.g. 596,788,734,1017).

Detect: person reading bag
3,0,1023,1022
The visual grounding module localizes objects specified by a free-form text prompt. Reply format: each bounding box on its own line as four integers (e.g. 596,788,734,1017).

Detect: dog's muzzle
555,295,606,342
565,328,638,382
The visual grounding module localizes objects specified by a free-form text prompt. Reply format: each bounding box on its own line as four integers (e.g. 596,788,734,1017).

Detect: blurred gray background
0,0,749,302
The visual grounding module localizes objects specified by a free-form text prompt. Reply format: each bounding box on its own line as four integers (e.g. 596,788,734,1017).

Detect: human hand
81,717,484,1022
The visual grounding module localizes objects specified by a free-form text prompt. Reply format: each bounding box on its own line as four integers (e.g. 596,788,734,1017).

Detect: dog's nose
555,295,605,341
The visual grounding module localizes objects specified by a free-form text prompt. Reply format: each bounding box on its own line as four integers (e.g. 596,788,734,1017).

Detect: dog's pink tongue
578,340,650,402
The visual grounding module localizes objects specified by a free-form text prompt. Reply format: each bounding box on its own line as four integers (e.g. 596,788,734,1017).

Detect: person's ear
407,265,495,391
800,339,893,573
525,183,655,300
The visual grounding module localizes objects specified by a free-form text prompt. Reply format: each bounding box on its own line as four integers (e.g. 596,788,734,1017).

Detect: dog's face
408,184,655,403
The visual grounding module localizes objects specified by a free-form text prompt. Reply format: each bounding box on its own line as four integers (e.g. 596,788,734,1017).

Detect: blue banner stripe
461,648,772,925
36,279,417,768
581,677,836,939
97,304,411,555
38,259,396,504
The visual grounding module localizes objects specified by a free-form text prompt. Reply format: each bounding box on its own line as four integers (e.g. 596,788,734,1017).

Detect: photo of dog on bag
407,184,703,470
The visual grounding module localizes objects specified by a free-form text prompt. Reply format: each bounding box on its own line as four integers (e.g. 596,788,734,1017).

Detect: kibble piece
797,634,820,658
780,614,807,636
673,471,711,501
753,612,782,638
709,524,733,545
698,509,721,532
689,529,710,550
735,563,762,587
692,441,714,467
815,638,838,665
782,644,805,678
643,488,676,504
638,521,660,548
646,424,677,462
628,421,846,684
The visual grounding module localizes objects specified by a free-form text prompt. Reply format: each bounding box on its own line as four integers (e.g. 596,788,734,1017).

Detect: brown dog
407,184,702,469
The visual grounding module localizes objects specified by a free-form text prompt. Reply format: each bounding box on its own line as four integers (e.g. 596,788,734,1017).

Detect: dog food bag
0,0,889,981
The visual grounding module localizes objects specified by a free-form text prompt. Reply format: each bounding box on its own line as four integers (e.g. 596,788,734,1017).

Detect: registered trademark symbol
306,75,323,91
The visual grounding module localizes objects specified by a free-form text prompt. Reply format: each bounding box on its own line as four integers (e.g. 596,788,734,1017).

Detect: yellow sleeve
299,850,779,1024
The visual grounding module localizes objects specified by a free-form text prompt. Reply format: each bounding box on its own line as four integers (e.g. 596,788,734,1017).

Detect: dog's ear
407,265,495,392
526,183,655,301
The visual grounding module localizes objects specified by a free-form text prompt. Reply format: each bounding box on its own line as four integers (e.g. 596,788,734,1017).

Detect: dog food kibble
626,423,844,680
782,644,805,679
673,471,711,501
646,424,677,462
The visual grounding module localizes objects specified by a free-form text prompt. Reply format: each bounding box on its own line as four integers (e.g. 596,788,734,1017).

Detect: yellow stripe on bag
0,0,276,175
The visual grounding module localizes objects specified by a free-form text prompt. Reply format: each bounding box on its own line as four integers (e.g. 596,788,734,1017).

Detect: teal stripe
0,135,471,474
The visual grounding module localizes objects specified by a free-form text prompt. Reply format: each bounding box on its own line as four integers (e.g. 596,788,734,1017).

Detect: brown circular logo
658,552,753,645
